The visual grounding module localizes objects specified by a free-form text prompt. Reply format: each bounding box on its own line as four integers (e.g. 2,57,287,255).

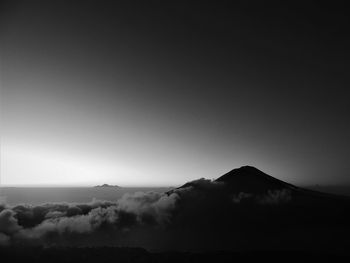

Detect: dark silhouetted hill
164,166,350,251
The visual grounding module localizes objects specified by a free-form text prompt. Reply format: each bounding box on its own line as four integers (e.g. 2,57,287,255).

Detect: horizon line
0,184,178,188
1,182,350,188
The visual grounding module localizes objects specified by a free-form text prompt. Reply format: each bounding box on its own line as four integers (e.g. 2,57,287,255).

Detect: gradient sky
0,1,349,186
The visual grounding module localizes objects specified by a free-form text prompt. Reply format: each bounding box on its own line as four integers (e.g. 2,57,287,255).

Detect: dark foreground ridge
1,246,349,263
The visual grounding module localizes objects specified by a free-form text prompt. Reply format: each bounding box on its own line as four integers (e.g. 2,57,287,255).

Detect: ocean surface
0,187,173,206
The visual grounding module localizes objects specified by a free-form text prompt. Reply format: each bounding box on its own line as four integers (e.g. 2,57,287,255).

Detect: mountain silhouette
172,165,350,205
214,165,298,194
174,165,298,196
164,166,350,251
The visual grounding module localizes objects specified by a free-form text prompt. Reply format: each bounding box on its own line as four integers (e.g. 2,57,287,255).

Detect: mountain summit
215,166,297,194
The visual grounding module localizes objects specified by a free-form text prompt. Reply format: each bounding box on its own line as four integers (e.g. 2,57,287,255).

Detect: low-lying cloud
0,191,180,246
0,180,294,247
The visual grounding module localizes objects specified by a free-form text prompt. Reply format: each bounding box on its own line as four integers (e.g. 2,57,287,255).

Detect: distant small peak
95,184,120,188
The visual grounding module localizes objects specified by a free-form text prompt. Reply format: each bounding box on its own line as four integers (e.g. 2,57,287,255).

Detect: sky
0,1,349,186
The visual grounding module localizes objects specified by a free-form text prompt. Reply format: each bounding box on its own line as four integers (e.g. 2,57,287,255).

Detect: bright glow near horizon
0,140,240,187
0,143,141,186
1,1,349,188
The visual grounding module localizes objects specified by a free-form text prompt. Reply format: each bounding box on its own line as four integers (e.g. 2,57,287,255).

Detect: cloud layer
0,191,180,246
0,180,296,248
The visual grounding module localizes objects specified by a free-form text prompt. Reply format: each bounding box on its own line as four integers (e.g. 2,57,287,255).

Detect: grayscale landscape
1,1,349,262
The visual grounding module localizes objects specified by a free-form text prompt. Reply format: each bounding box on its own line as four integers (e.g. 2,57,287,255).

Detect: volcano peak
215,166,296,194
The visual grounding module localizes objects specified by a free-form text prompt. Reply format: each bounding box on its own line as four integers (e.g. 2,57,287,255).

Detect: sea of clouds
0,179,292,247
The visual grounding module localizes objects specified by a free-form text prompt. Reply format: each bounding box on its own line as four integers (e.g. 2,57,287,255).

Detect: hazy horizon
1,170,350,188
